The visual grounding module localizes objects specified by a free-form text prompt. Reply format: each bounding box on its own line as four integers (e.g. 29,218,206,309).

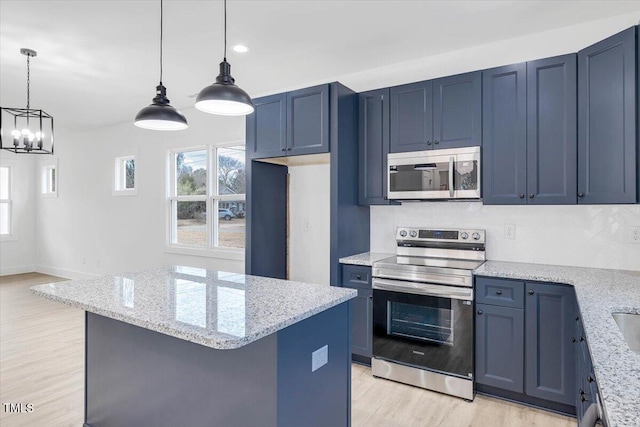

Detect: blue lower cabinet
475,277,577,414
475,303,524,392
350,288,373,360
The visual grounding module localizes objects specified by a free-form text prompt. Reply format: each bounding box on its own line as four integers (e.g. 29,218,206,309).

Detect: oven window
387,301,454,346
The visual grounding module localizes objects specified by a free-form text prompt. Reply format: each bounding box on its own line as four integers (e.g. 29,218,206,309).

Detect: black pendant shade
135,83,188,130
134,0,188,131
195,60,254,116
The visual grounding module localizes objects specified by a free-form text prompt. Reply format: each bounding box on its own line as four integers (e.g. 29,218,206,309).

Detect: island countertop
31,266,356,350
474,261,640,427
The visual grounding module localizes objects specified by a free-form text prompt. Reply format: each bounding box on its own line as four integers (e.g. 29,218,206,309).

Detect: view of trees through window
171,146,246,249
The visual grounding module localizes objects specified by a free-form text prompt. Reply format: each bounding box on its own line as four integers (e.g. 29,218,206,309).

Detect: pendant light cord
160,0,163,84
223,0,227,61
26,54,30,109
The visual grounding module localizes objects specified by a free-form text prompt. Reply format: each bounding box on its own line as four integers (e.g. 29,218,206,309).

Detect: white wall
288,164,331,286
34,110,245,279
0,152,36,275
371,203,640,271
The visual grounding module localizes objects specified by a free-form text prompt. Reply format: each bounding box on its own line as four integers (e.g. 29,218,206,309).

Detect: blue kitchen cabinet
246,93,287,159
247,85,329,159
341,264,373,364
287,84,330,156
475,277,577,414
359,88,393,205
482,64,527,204
574,314,606,426
524,282,576,406
577,26,637,204
475,303,525,393
389,72,482,153
526,54,577,205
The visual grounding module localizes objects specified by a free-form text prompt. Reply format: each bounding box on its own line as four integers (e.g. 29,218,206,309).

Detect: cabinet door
246,93,287,159
527,54,577,205
475,303,524,393
525,282,576,405
350,288,373,358
359,88,391,205
482,64,527,205
286,84,330,156
433,71,482,149
578,27,637,204
390,81,433,153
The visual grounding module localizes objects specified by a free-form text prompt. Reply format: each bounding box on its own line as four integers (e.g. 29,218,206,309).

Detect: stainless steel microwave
387,147,481,200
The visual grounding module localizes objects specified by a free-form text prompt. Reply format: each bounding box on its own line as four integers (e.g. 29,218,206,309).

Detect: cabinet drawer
476,277,524,308
342,265,372,289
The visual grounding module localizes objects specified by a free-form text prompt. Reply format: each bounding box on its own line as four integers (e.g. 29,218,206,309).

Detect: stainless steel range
371,227,486,401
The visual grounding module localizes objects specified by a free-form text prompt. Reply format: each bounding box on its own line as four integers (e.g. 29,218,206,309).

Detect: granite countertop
31,265,356,350
475,261,640,427
339,252,395,266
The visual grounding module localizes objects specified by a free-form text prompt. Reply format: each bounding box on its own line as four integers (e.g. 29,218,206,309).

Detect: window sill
0,234,17,242
113,189,138,197
165,245,245,261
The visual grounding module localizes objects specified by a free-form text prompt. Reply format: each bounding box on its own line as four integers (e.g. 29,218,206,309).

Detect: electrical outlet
630,226,640,244
311,345,328,372
504,224,516,240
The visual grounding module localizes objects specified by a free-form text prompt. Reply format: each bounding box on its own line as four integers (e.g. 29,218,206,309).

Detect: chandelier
1,48,54,154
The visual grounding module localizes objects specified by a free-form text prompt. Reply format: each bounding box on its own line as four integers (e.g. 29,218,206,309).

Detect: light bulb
21,128,30,136
11,130,21,138
35,131,45,140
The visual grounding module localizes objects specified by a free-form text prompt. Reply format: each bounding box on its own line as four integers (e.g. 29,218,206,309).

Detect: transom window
114,155,136,195
167,144,246,252
41,164,57,196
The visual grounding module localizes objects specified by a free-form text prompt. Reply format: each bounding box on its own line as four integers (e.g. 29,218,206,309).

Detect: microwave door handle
449,156,455,197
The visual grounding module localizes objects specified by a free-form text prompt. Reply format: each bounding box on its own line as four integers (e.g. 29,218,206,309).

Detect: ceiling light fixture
195,0,254,116
134,0,188,131
1,49,54,154
232,44,249,53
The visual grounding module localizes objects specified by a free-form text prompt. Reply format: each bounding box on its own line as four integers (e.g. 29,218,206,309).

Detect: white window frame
41,159,58,197
113,155,137,196
165,142,245,261
0,165,14,241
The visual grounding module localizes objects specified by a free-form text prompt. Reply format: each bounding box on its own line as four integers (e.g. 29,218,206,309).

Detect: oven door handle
372,278,473,301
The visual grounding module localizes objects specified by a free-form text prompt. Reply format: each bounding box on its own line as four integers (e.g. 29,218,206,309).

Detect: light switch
312,345,328,372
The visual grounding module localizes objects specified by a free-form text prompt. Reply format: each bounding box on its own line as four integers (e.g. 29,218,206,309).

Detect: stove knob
409,230,418,238
472,232,481,240
399,230,407,238
460,232,469,240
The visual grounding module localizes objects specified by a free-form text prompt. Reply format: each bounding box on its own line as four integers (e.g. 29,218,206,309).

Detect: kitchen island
31,266,357,427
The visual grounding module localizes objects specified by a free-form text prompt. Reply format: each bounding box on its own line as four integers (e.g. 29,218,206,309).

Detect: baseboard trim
35,265,99,280
0,265,36,276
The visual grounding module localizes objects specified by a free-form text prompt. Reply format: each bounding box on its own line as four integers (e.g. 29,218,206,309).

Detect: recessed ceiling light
232,44,250,53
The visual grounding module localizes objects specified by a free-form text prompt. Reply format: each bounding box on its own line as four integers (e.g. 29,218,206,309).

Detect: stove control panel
396,227,485,244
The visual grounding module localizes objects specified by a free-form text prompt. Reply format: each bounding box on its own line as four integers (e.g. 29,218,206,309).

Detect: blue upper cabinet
526,54,577,205
482,64,528,204
433,72,482,149
578,27,637,204
247,85,329,159
390,81,433,152
359,88,393,205
246,93,287,159
389,73,482,153
287,84,330,156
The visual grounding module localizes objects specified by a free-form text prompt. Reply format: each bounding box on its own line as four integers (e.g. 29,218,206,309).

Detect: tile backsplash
370,202,640,271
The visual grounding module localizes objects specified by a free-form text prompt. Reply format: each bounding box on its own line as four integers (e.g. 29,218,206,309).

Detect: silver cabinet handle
372,278,472,301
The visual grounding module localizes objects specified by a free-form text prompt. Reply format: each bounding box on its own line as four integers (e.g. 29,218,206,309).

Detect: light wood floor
0,273,575,427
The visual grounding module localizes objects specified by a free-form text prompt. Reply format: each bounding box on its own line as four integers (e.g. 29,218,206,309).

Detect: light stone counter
474,261,640,427
339,252,395,266
31,265,356,350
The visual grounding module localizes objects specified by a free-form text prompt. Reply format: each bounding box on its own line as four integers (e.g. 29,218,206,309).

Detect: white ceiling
1,1,640,135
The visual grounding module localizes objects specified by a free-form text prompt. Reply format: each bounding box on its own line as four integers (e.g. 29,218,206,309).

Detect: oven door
372,278,473,379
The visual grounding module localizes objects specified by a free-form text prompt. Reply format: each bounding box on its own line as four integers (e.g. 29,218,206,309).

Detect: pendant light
195,0,254,116
1,49,54,154
135,0,188,131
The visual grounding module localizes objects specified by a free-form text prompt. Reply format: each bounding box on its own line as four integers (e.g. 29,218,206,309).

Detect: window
41,164,57,196
0,166,11,236
114,155,136,195
167,144,246,255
